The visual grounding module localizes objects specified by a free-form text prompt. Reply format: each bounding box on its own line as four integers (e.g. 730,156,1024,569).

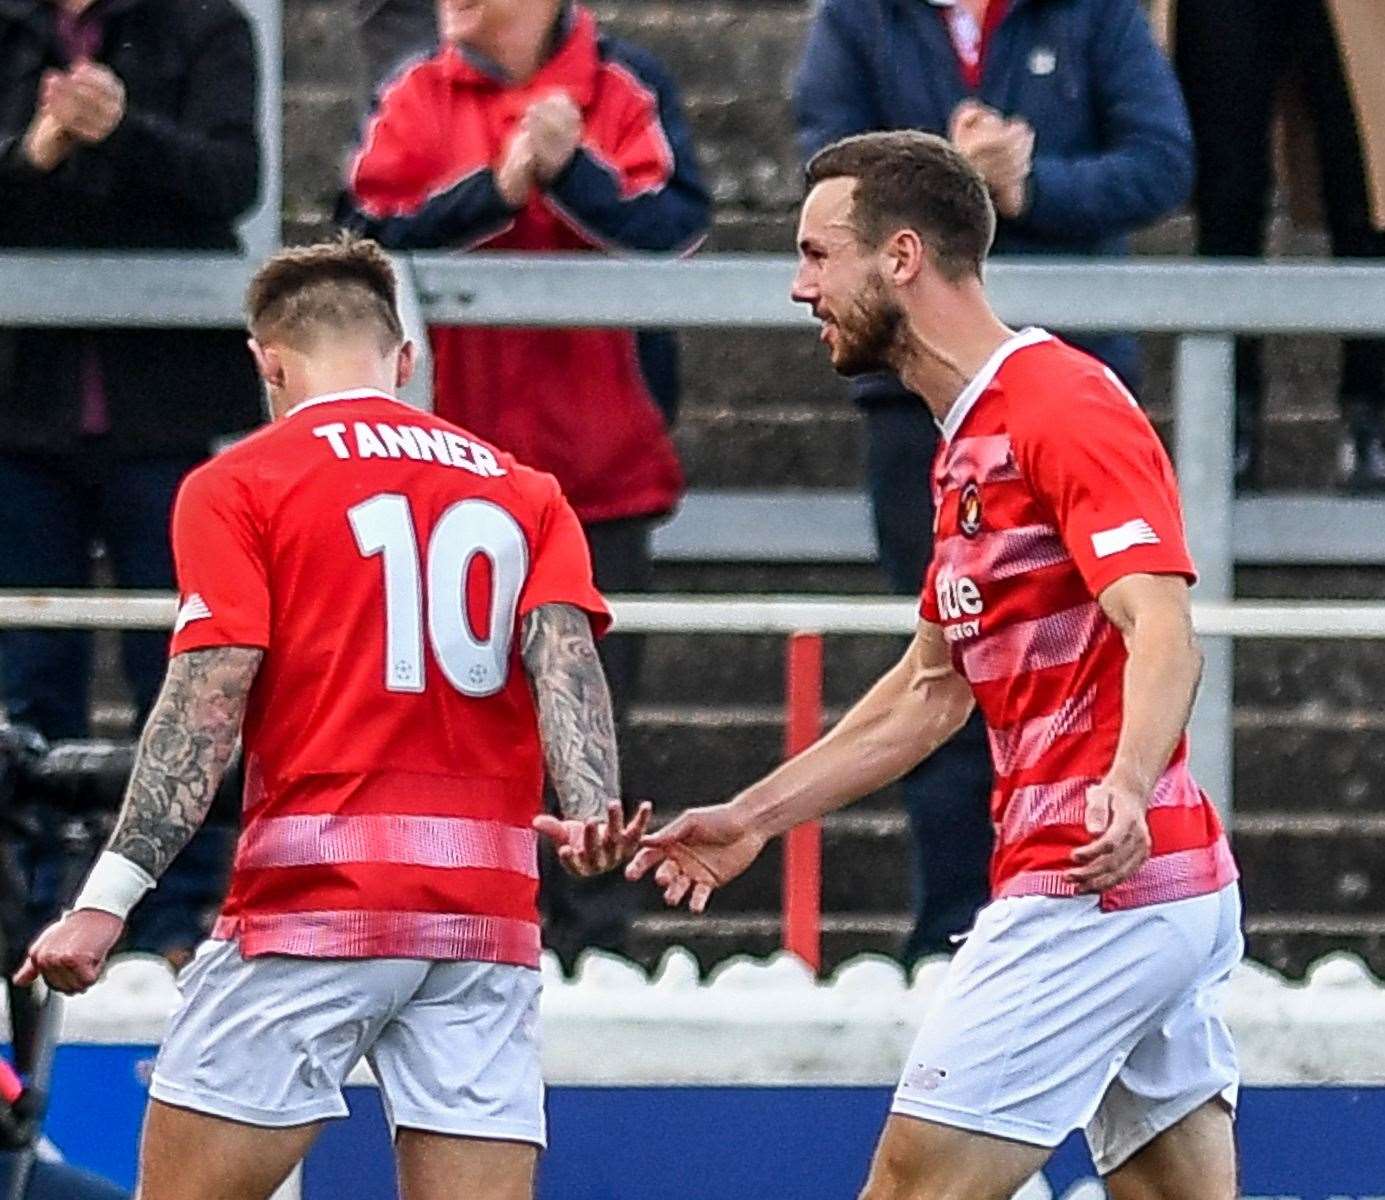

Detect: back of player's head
805,131,996,282
247,236,405,355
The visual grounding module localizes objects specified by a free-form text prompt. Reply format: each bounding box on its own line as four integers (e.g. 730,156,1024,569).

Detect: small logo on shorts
906,1065,949,1092
959,482,983,538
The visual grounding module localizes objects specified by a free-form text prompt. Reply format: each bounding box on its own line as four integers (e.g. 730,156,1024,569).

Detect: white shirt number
348,493,528,697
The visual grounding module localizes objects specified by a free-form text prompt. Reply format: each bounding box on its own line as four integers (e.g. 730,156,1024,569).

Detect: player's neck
893,290,1014,430
271,362,398,420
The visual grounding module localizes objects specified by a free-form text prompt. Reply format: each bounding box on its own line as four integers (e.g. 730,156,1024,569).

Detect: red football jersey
169,389,610,964
922,330,1237,910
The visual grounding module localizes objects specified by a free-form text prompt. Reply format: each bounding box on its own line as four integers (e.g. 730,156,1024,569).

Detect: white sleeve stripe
1091,519,1161,559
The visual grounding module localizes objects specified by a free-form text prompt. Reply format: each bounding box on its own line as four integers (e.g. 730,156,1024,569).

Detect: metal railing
6,252,1385,820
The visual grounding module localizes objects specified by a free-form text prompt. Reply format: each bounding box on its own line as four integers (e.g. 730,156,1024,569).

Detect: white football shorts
893,883,1241,1174
149,939,545,1145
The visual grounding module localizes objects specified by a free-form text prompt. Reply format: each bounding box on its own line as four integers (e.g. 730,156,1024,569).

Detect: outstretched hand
626,803,767,914
534,800,653,877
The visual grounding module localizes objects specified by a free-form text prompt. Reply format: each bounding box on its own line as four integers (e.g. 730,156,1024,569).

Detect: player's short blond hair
247,235,405,354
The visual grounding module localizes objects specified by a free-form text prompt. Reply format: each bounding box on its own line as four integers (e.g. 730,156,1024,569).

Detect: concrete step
676,406,864,489
592,3,809,104
282,86,358,230
1235,640,1385,710
1238,564,1385,601
706,209,799,253
679,328,846,412
682,94,803,211
638,632,905,706
283,0,362,95
1234,711,1385,813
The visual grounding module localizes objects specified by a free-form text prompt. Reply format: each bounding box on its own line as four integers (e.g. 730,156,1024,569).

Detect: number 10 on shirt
348,492,529,697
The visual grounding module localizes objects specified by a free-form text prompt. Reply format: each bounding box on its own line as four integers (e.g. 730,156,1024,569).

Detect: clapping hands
949,100,1034,218
21,60,126,172
494,90,583,207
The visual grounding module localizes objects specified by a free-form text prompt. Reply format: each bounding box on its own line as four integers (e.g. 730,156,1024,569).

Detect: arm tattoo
521,603,620,822
107,646,263,879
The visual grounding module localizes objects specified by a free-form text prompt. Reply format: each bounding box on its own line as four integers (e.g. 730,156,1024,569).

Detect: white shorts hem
890,1095,1062,1149
388,1107,547,1149
1090,1082,1238,1176
149,1075,349,1129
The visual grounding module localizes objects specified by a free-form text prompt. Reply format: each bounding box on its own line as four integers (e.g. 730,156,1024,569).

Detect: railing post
1174,334,1236,822
782,632,823,972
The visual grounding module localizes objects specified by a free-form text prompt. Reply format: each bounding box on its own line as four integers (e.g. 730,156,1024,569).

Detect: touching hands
496,127,539,207
523,91,582,182
495,92,582,205
21,61,125,171
44,61,126,144
949,100,1034,219
534,800,654,877
13,909,125,996
626,803,768,914
1067,779,1152,894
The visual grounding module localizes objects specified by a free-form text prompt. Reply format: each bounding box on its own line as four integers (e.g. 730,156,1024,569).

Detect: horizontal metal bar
653,491,875,561
0,254,253,326
2,591,1384,638
658,490,1385,565
6,253,1385,332
1234,495,1385,563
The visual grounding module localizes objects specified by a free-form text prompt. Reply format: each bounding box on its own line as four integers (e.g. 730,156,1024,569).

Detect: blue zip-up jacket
793,0,1192,397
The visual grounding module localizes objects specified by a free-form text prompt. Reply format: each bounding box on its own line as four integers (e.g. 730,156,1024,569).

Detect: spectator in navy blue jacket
793,0,1192,961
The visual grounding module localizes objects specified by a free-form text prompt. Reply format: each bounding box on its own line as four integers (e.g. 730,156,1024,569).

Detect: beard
826,271,907,377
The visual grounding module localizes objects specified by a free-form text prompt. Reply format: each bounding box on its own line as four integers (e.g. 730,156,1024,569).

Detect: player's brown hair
805,131,996,282
246,235,405,353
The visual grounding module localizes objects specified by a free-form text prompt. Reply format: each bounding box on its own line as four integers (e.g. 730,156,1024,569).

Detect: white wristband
71,851,156,921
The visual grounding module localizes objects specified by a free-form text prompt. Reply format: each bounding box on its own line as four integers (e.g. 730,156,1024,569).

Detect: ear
395,339,418,391
247,338,285,389
883,228,926,288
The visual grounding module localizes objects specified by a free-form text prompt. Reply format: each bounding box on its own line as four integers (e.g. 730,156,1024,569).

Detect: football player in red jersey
17,237,647,1200
631,132,1241,1200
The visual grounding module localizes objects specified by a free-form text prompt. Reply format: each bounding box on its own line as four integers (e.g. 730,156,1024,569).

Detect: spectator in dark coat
0,0,263,961
793,0,1192,960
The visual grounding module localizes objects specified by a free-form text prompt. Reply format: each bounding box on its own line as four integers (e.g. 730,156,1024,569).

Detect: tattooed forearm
521,604,620,821
107,646,263,879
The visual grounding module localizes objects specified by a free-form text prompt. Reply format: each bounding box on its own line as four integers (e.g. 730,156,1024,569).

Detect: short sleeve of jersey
169,463,272,655
518,482,612,638
1010,367,1196,599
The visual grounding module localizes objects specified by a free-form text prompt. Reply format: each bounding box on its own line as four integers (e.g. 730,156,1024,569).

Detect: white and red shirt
922,329,1237,910
170,390,610,966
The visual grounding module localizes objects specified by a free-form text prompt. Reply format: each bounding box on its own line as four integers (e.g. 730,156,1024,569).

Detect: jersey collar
285,388,399,419
939,326,1051,442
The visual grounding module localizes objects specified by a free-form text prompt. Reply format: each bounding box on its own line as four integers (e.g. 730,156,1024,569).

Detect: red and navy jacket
341,5,711,524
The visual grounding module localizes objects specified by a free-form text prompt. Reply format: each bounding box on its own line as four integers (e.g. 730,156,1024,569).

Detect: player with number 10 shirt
18,238,647,1200
171,387,600,964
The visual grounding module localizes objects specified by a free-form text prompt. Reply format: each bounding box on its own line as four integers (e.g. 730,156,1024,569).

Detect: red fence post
782,631,824,972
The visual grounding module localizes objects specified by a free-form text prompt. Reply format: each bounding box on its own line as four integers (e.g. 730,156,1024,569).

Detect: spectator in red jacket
341,0,710,966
